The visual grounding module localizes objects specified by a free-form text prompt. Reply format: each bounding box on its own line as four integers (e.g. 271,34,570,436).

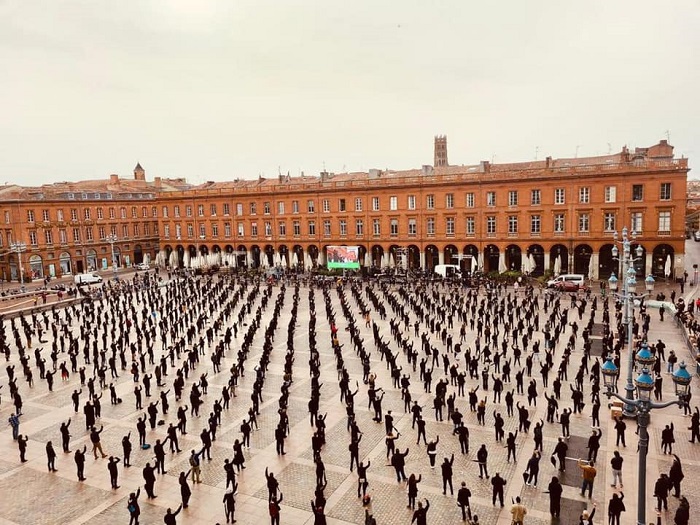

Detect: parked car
74,273,102,285
134,262,150,270
694,231,700,242
546,273,585,289
554,280,587,292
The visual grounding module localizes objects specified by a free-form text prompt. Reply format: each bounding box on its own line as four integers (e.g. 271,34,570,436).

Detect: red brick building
0,139,690,284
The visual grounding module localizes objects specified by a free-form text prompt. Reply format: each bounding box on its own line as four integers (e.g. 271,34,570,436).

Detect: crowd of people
0,268,696,524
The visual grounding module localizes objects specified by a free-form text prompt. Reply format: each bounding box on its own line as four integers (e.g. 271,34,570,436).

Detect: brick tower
434,135,448,167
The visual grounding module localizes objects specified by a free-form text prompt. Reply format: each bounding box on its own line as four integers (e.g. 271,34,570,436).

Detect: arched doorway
250,245,261,268
506,245,522,272
176,245,185,268
29,254,43,279
86,249,98,272
264,245,274,267
199,244,209,256
598,244,617,279
425,245,439,271
407,245,420,270
463,245,478,273
278,245,289,267
527,244,544,276
307,245,319,267
292,245,304,269
485,244,500,273
550,244,568,274
371,245,384,269
188,245,197,259
134,245,144,265
652,244,674,278
59,252,72,275
574,244,593,275
235,245,247,268
357,245,367,267
444,245,458,266
8,254,18,281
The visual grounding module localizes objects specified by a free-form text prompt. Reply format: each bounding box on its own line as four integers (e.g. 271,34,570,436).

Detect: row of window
19,206,159,224
9,182,674,226
158,210,672,240
0,223,158,247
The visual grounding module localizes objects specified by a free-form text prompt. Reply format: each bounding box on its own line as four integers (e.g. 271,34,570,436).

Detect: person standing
441,453,455,495
689,406,700,443
179,470,192,508
142,462,157,499
661,423,675,454
107,456,120,489
60,419,71,453
268,492,283,525
163,505,182,525
607,492,625,525
74,445,87,481
8,413,20,440
510,496,527,525
491,473,506,507
653,473,670,511
17,434,28,462
223,484,237,524
614,417,626,447
45,441,57,472
545,476,563,518
477,444,489,479
127,488,141,525
525,451,541,487
578,459,596,498
122,433,132,467
90,425,107,459
668,454,684,497
411,499,430,525
406,473,422,510
610,451,623,488
457,481,472,521
674,496,690,525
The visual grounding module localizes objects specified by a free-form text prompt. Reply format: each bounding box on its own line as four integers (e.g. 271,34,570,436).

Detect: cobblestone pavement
0,275,698,525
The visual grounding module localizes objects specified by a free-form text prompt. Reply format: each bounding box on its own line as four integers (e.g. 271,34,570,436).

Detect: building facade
0,165,188,283
0,139,690,284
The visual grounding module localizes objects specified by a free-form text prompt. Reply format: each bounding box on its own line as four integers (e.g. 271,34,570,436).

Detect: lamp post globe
633,369,654,403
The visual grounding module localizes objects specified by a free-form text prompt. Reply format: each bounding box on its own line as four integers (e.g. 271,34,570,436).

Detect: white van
434,264,461,279
74,273,103,285
546,274,584,289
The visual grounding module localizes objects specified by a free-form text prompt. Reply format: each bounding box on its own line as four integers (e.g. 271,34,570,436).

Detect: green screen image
326,246,360,269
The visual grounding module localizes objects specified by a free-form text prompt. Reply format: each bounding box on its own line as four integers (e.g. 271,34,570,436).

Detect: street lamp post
602,355,692,525
106,234,118,279
607,226,655,417
9,241,27,291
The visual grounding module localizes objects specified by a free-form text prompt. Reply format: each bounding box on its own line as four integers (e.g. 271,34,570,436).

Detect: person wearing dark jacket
653,473,670,511
45,441,57,472
406,473,422,510
441,453,455,495
579,504,596,525
525,451,541,487
477,444,489,479
411,499,430,525
491,472,506,507
607,492,625,525
668,454,684,497
674,496,690,525
457,481,472,521
545,476,563,517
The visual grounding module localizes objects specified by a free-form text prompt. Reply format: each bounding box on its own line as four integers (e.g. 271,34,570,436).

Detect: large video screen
326,245,360,269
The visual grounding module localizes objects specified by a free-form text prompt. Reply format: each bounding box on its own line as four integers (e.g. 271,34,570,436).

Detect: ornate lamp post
602,355,692,525
607,226,655,417
9,241,27,291
105,234,118,278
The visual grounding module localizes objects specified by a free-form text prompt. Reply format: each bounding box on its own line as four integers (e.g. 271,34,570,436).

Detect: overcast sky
2,0,699,186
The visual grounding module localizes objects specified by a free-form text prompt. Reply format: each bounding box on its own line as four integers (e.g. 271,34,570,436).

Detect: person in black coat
179,470,192,508
441,453,455,495
674,496,690,525
491,472,506,507
74,445,87,480
60,419,71,453
107,456,120,489
607,492,625,525
45,441,57,472
143,462,157,499
668,454,684,497
457,481,472,521
127,488,141,525
545,476,563,517
122,433,132,467
653,473,670,511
